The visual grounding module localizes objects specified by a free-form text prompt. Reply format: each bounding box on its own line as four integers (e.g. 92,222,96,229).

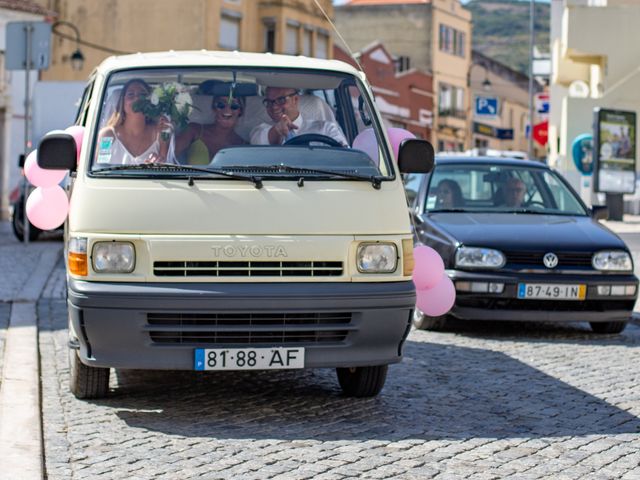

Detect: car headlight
455,247,505,269
357,243,398,273
592,250,633,272
92,242,135,273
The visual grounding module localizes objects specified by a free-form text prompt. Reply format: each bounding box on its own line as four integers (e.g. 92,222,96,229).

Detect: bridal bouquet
133,82,194,140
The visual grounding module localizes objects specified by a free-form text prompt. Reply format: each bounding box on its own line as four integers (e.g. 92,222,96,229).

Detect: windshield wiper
429,208,467,213
224,164,383,189
506,208,549,214
91,163,264,189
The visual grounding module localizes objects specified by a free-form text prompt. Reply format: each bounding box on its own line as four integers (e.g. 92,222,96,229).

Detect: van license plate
194,347,305,371
517,283,586,300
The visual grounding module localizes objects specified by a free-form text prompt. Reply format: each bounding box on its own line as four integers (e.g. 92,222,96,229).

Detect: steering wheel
284,133,342,147
524,200,545,209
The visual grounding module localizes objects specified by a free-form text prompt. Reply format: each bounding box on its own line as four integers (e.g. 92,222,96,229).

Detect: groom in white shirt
250,87,348,146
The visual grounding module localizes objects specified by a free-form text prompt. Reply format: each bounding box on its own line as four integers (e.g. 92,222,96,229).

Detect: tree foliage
466,0,550,74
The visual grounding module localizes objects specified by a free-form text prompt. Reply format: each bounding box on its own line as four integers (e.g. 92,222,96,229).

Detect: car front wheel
69,349,110,399
336,365,388,397
11,200,41,242
589,321,628,334
412,309,449,331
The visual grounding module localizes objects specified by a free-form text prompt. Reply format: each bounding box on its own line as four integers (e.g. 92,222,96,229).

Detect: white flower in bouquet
175,92,191,112
132,81,196,140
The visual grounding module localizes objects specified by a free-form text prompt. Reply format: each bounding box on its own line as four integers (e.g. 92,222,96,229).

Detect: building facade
334,42,433,141
469,50,543,157
33,0,334,81
549,0,640,201
334,0,471,152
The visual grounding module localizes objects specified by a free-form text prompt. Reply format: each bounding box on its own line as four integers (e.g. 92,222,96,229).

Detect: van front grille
153,260,343,277
147,312,353,345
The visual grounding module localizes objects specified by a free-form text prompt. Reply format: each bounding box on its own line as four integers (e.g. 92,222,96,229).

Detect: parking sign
535,93,550,117
475,96,498,117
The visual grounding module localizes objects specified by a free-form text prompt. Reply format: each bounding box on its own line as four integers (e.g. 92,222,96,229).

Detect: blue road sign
475,96,498,117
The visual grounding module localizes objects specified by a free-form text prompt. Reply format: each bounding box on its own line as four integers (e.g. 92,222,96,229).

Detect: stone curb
0,246,63,480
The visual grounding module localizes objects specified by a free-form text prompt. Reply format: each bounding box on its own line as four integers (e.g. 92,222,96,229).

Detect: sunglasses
214,101,242,111
262,92,297,108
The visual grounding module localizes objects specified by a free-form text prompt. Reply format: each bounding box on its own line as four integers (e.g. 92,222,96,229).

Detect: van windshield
89,67,393,179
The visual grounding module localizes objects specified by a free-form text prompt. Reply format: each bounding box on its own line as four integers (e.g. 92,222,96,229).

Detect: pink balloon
387,127,416,160
352,128,379,164
25,185,69,230
412,245,445,290
24,149,67,188
416,274,456,317
65,125,85,162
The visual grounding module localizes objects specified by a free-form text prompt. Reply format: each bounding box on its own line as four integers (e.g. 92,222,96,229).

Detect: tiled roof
346,0,430,5
0,0,55,16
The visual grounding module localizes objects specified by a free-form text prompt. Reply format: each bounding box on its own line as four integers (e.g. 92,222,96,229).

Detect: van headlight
92,242,135,273
455,247,506,269
357,243,398,273
592,251,633,271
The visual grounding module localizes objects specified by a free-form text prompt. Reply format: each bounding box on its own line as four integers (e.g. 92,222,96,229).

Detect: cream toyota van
38,51,434,399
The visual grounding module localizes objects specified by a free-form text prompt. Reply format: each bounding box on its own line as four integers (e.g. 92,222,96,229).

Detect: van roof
95,50,362,76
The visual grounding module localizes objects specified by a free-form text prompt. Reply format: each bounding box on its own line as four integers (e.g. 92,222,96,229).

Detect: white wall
0,9,45,219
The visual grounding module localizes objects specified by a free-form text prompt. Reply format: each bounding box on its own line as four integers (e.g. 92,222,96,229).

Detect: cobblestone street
38,262,640,479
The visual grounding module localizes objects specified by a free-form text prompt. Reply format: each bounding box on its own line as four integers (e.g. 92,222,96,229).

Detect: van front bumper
67,279,415,370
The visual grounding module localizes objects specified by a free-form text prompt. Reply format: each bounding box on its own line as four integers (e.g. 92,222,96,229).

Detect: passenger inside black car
435,179,464,209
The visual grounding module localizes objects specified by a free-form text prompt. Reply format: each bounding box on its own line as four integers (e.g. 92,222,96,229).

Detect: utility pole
22,23,33,243
528,0,536,160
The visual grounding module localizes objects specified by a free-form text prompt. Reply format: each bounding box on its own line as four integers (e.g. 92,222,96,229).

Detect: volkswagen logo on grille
543,252,559,269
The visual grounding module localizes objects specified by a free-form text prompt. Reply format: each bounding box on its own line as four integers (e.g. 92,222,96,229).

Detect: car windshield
425,163,588,215
88,67,392,180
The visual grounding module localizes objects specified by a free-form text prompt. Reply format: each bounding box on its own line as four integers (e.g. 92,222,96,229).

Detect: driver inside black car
503,177,527,208
250,86,348,146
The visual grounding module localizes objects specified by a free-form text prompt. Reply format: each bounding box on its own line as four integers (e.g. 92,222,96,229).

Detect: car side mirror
591,205,609,220
38,133,77,172
398,139,434,174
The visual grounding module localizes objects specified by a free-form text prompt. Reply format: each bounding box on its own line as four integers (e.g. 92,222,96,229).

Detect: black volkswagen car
405,156,638,333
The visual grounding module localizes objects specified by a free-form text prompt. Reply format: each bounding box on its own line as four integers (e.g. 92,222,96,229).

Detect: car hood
426,213,627,251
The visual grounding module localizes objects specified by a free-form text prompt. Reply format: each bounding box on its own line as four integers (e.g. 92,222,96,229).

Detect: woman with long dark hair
96,79,173,165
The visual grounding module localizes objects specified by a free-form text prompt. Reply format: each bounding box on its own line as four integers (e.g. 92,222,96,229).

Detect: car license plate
194,347,304,371
517,283,586,300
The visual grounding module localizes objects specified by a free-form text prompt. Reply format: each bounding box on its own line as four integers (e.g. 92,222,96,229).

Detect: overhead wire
51,25,131,56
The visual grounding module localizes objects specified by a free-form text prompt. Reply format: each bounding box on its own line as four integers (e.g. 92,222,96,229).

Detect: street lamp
482,76,492,91
468,62,492,91
70,48,85,71
52,20,85,71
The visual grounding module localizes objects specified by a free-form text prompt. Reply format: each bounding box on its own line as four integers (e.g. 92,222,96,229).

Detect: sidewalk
600,213,640,234
0,221,63,480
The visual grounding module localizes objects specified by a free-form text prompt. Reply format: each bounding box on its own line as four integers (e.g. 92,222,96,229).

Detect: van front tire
69,349,110,399
336,365,388,397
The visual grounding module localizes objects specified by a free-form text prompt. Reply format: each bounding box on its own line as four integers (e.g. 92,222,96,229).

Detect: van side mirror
398,139,434,174
591,205,609,221
38,133,77,172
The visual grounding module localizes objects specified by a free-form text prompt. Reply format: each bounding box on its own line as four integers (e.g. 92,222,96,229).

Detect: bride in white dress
96,78,175,165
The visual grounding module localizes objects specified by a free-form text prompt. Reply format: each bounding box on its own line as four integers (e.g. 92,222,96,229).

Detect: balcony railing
438,108,466,119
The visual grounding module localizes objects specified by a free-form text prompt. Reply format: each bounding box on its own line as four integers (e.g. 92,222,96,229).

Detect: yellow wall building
469,50,544,158
33,0,334,81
